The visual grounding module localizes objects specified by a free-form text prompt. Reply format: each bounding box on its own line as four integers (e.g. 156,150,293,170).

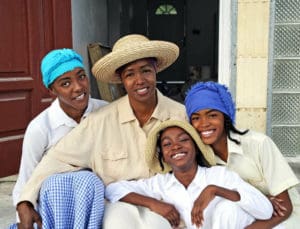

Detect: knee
213,199,239,222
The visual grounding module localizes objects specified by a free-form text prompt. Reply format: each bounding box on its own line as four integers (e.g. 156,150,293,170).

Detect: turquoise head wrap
41,48,84,88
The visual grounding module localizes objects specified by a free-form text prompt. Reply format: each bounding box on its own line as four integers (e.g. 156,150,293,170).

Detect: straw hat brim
145,120,216,174
91,40,179,84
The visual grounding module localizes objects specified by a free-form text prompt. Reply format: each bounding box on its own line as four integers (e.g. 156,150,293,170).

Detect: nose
171,142,182,151
135,72,146,84
73,79,84,92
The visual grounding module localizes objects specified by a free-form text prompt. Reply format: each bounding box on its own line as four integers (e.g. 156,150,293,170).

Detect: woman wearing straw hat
16,34,187,228
105,120,273,229
184,81,300,228
10,49,108,228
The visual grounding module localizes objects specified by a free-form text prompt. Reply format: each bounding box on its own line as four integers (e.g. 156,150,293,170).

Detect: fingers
166,210,180,227
33,213,42,228
269,196,287,217
191,208,204,227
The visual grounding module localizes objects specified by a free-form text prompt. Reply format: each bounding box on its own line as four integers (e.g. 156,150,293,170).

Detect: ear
48,87,57,98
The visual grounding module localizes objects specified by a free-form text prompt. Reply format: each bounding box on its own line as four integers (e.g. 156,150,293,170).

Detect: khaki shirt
216,130,300,227
19,90,187,207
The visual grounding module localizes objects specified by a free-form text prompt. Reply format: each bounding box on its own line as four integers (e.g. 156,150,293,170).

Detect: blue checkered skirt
9,170,105,229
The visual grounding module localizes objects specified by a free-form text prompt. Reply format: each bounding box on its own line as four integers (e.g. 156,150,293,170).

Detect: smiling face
119,58,157,105
190,109,227,149
49,67,90,119
160,126,198,172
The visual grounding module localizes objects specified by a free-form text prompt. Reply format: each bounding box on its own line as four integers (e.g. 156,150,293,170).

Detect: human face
49,67,90,118
160,127,197,172
190,109,226,148
120,59,156,104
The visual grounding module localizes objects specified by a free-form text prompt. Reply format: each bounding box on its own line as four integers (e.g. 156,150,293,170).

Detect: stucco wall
235,0,270,133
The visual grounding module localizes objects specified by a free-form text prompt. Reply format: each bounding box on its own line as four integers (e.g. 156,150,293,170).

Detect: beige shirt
216,130,300,227
18,90,187,207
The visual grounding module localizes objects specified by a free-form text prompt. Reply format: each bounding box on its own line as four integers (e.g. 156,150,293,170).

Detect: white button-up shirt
12,97,108,206
106,166,273,229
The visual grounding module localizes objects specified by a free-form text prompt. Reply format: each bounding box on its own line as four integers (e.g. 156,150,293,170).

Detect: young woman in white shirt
105,120,273,229
12,48,108,228
184,81,300,228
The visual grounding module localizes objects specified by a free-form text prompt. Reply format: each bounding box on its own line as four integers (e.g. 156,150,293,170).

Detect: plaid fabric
9,170,105,229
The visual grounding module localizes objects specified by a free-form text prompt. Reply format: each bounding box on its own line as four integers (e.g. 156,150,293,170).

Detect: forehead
192,109,222,115
161,126,186,137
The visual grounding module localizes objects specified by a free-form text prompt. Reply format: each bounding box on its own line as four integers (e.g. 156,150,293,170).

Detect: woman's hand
268,195,287,217
149,199,180,227
17,201,42,229
191,185,217,228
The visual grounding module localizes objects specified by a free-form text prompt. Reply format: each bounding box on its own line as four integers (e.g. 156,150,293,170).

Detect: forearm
18,154,81,207
120,192,160,209
211,185,240,202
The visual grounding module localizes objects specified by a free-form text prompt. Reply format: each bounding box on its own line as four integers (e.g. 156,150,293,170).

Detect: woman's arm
191,184,240,227
245,190,293,229
121,193,180,227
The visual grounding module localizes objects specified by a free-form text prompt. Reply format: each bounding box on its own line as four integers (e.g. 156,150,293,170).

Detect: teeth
75,93,85,100
172,153,185,159
137,88,147,94
201,130,213,137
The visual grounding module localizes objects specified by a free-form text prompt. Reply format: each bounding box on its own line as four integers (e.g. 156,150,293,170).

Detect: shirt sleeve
105,176,162,203
18,116,97,207
12,121,48,206
258,135,299,196
211,166,273,220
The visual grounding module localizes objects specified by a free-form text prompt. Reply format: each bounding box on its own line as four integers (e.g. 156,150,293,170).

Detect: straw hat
91,34,179,83
145,120,216,173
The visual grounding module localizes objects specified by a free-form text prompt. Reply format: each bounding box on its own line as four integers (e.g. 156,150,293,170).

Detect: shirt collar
118,89,171,124
215,131,243,164
49,97,93,129
164,166,205,189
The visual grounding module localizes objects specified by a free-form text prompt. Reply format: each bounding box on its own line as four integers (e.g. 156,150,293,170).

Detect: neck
212,134,228,162
173,163,198,189
130,95,157,127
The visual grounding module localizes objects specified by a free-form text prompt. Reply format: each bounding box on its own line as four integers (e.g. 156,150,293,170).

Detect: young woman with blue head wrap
184,81,300,228
11,49,108,229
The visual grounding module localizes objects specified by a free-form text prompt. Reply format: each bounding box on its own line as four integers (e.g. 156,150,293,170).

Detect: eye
142,68,152,74
79,74,87,80
179,137,189,143
124,72,134,78
161,140,171,148
61,81,70,87
191,116,199,121
208,112,218,118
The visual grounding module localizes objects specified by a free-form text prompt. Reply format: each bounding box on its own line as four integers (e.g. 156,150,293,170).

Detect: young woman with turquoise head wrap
184,81,300,228
11,48,108,229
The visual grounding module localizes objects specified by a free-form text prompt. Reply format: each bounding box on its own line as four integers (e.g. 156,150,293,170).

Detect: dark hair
224,114,249,145
157,129,208,171
115,57,157,75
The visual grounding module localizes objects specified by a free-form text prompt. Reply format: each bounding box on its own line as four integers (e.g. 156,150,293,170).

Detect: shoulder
26,107,51,132
235,130,272,146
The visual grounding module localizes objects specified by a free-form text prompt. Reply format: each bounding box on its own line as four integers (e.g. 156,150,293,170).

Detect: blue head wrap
41,48,84,88
184,81,236,123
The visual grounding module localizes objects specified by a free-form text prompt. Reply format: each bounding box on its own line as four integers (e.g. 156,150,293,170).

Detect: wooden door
147,0,186,82
0,0,72,177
